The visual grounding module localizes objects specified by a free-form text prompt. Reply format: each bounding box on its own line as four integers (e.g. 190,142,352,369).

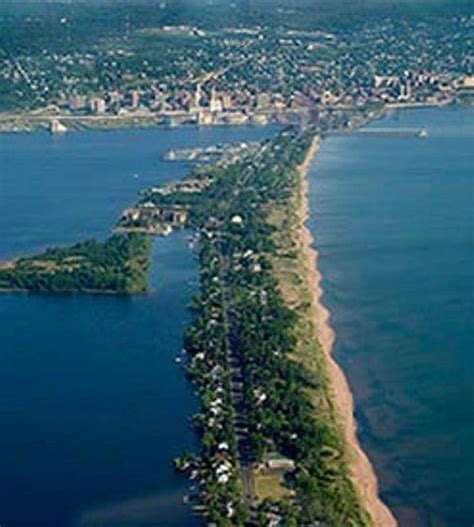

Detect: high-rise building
399,80,412,101
209,88,222,113
405,80,412,99
130,90,140,109
221,93,233,111
194,85,203,109
89,97,106,114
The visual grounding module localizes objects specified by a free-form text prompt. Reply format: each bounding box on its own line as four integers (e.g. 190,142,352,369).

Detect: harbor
162,141,260,164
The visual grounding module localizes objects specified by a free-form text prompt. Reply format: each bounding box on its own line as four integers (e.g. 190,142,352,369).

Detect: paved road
225,290,257,508
217,242,257,516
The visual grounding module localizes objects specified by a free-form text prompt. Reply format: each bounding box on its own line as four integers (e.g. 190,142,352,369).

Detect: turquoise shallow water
0,125,278,527
308,107,474,527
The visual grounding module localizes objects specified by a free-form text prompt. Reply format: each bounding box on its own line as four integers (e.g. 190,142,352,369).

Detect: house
231,214,244,226
265,455,296,472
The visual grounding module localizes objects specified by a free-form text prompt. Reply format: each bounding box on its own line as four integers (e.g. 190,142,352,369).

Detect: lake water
308,107,474,527
2,112,472,527
0,125,278,527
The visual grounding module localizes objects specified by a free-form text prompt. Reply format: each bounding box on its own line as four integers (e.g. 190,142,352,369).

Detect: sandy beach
297,137,397,527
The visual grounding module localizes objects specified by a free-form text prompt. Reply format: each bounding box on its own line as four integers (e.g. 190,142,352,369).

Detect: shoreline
297,137,397,527
1,100,470,135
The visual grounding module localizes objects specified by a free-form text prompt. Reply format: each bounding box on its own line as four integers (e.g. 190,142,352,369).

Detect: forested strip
0,233,152,293
179,129,371,526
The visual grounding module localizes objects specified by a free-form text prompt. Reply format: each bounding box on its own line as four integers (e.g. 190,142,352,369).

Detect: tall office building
130,90,140,109
209,88,223,113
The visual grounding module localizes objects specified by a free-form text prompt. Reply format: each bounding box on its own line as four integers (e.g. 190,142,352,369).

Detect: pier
329,127,429,138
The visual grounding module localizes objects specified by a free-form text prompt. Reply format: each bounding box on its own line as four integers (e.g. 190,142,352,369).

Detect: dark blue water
308,107,474,527
0,125,278,527
0,125,278,260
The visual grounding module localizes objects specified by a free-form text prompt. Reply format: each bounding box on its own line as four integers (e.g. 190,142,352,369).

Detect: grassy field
254,472,294,502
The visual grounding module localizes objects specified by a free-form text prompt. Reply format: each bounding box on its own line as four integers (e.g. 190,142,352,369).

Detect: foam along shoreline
297,137,397,527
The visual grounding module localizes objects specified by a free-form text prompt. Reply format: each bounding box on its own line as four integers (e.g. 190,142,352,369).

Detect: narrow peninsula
162,128,395,525
0,127,396,526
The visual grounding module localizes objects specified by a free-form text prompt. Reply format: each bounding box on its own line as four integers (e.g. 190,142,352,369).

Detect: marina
162,141,259,164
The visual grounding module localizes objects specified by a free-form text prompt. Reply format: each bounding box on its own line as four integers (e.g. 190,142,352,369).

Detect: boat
419,129,429,138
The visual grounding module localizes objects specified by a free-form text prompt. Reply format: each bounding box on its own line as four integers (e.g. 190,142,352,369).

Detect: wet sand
297,137,397,527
